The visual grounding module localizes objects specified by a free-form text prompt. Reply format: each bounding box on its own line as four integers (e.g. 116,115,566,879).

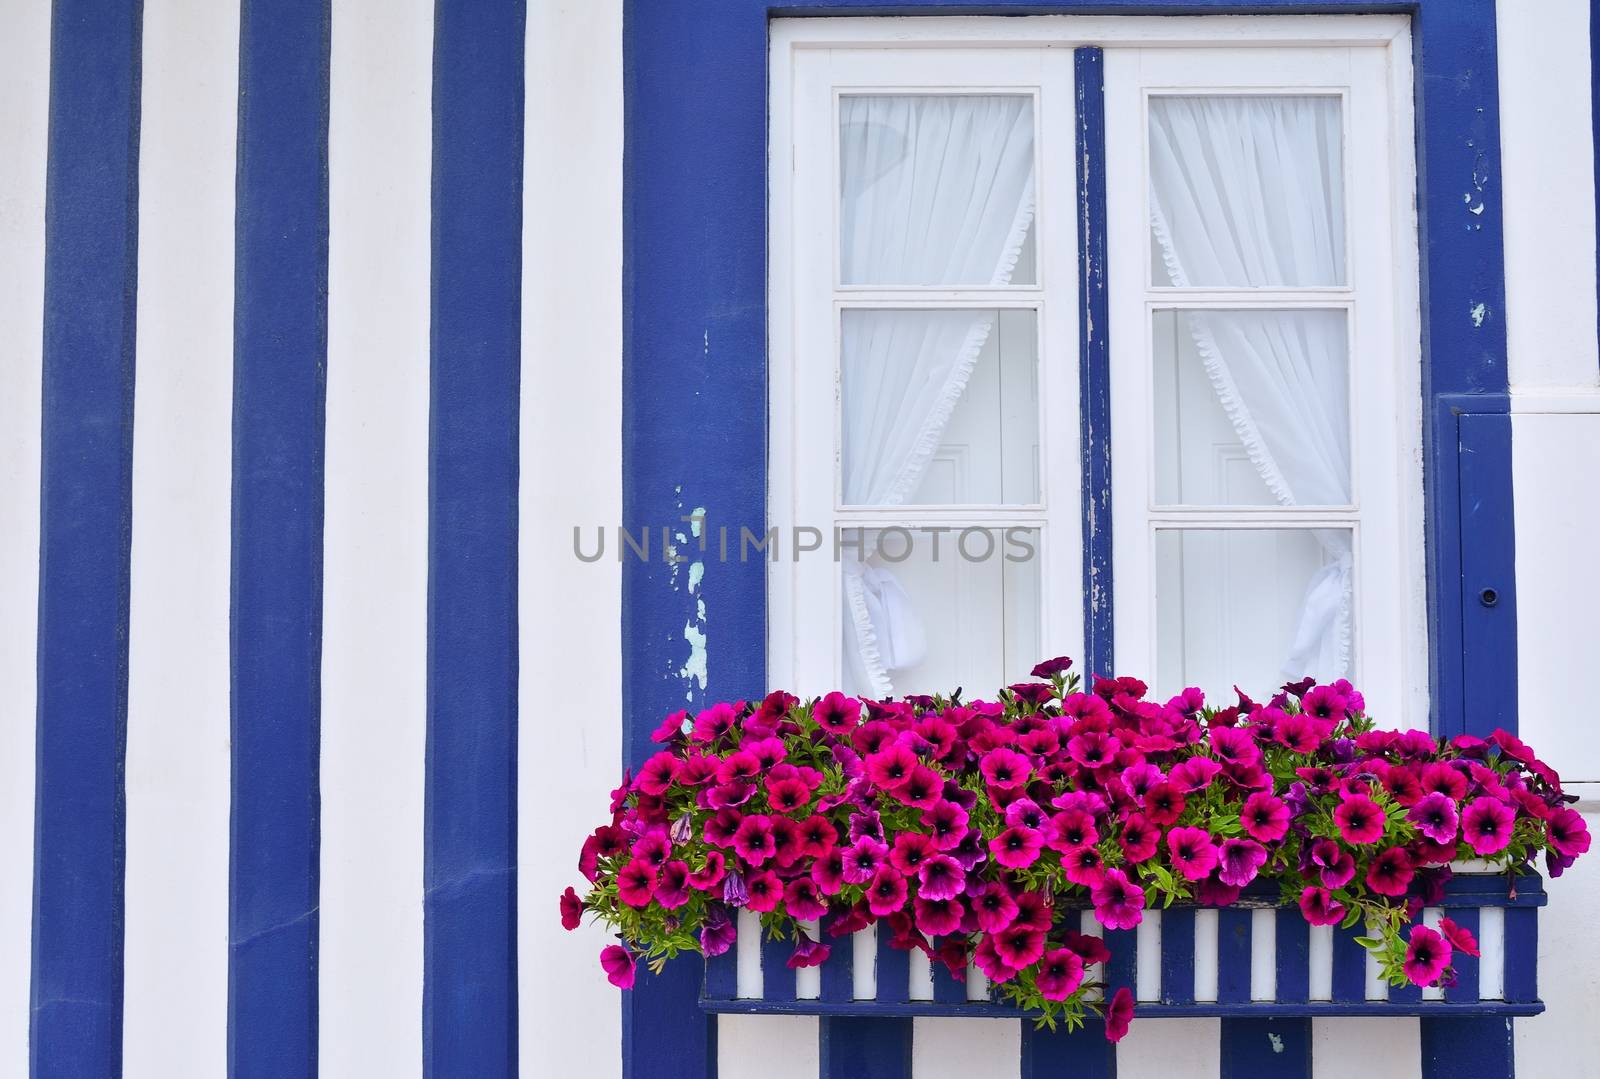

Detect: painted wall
0,1,1593,1077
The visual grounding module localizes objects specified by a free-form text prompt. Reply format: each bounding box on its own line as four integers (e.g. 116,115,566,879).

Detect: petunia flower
732,814,777,866
813,691,861,735
1308,838,1355,890
1208,726,1261,768
1068,731,1116,769
994,922,1047,970
1365,846,1415,896
1298,886,1346,926
895,765,945,809
990,825,1045,869
1546,807,1591,858
1119,762,1166,800
636,751,680,796
688,850,726,892
1064,845,1106,888
917,855,966,902
722,867,748,908
921,801,970,850
1420,761,1469,801
1461,797,1516,856
1407,792,1460,845
1334,793,1385,845
913,895,964,937
949,828,989,872
745,869,782,913
1169,756,1222,792
843,837,889,885
655,861,691,909
866,867,908,917
1104,987,1135,1043
617,858,658,907
600,944,637,989
769,817,804,868
1240,792,1290,843
699,904,737,957
702,809,743,848
1217,838,1268,888
631,830,671,868
1166,827,1220,881
560,886,583,930
1035,947,1086,1001
968,880,1020,934
1143,782,1186,826
1275,713,1321,754
1438,916,1480,958
1402,925,1452,987
811,847,846,895
1046,808,1098,854
1119,813,1160,864
1005,797,1047,831
1063,930,1111,967
787,932,832,970
1194,877,1242,906
1030,656,1074,678
865,744,919,791
766,777,813,815
980,747,1032,790
974,934,1019,984
783,877,828,921
1091,868,1144,931
796,814,837,860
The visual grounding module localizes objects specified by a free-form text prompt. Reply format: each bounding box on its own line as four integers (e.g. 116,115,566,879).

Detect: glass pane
1149,95,1345,287
1153,309,1350,507
1156,528,1353,698
840,527,1041,698
842,309,1039,506
841,95,1036,286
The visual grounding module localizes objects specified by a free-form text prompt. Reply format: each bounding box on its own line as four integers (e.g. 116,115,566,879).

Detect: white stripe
123,3,238,1074
794,919,822,1000
318,1,432,1074
1366,938,1388,1001
1478,906,1505,1000
0,2,48,1070
515,2,625,1077
1078,910,1104,1002
737,909,765,999
1249,908,1276,1001
908,946,935,1001
1192,908,1218,1002
853,922,878,1000
1308,923,1334,1000
1136,908,1161,1002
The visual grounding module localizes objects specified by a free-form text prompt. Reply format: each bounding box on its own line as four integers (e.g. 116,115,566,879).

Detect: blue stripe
1103,926,1136,999
425,2,525,1075
1421,1016,1513,1079
1160,908,1195,1005
705,949,738,1001
762,934,797,1002
1274,912,1309,1004
1075,45,1113,678
1220,1018,1310,1079
1020,1019,1116,1078
820,1017,912,1079
1444,908,1480,1003
1331,923,1367,1003
1216,909,1252,1005
228,2,329,1074
873,932,911,1005
819,914,854,1003
31,2,143,1074
931,942,966,1005
1501,908,1538,1003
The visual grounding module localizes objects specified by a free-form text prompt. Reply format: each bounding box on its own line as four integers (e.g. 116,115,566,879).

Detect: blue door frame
623,3,1515,1077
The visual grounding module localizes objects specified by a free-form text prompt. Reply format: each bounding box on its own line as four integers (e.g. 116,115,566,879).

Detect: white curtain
838,95,1036,696
1149,96,1354,678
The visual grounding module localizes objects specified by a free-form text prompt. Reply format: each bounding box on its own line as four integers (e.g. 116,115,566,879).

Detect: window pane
842,309,1039,506
1149,95,1345,287
841,95,1036,286
1156,528,1353,698
1152,308,1350,506
840,527,1041,699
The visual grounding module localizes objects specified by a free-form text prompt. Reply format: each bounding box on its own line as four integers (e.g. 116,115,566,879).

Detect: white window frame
769,15,1426,725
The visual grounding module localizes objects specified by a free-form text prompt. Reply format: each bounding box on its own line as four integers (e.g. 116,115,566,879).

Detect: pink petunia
1035,947,1086,1001
688,850,727,892
783,877,828,921
865,744,919,791
560,886,583,930
1461,797,1516,856
917,855,966,902
1068,731,1116,769
732,814,777,866
600,944,637,989
968,880,1020,934
842,836,889,885
1298,885,1346,926
813,691,861,735
1169,756,1222,792
1546,807,1592,858
1046,808,1098,853
913,895,965,937
990,825,1045,869
1420,761,1469,801
1308,838,1355,890
1165,826,1220,881
993,922,1047,970
890,832,938,876
811,847,846,895
617,857,658,907
745,869,782,913
1365,846,1415,897
636,751,680,796
1063,845,1106,888
786,932,831,970
1104,987,1135,1043
1208,725,1261,768
655,861,691,909
866,867,908,917
1438,916,1480,958
921,800,969,850
1217,838,1268,888
1406,791,1460,846
796,814,837,860
1334,793,1385,845
1119,813,1160,864
1090,868,1144,931
766,777,812,815
1402,925,1452,987
1240,792,1290,843
700,905,736,956
974,934,1019,984
1143,782,1186,826
894,765,945,809
980,747,1032,791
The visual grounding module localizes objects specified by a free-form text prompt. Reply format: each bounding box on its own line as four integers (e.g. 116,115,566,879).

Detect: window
771,19,1426,726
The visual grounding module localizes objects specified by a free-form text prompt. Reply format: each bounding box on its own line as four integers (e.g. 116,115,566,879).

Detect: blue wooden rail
703,871,1543,1020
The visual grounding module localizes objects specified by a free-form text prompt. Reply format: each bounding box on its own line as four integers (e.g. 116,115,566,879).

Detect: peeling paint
1470,302,1488,327
1268,1032,1284,1054
679,620,707,698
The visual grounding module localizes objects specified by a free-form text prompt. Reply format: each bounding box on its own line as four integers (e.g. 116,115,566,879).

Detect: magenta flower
1439,916,1480,958
1240,792,1290,843
895,765,944,809
1063,845,1106,888
655,861,691,909
994,922,1047,970
617,858,658,907
1308,838,1355,889
1217,838,1268,888
969,880,1019,934
636,751,680,796
842,836,888,885
560,886,583,930
865,744,919,791
1402,925,1452,987
766,777,812,815
990,825,1045,869
1031,656,1074,677
1166,827,1220,881
688,850,726,891
1119,813,1159,864
1143,782,1186,825
632,830,671,868
722,867,748,907
1334,793,1385,845
797,814,837,859
913,895,964,937
1169,756,1222,792
1105,987,1135,1043
715,750,761,787
1090,868,1144,931
1420,761,1469,801
1068,731,1115,769
1209,726,1261,768
813,691,861,734
1547,807,1592,858
769,816,803,868
1461,797,1516,856
1275,714,1321,754
732,814,777,866
783,877,828,921
1365,846,1415,897
600,944,637,989
921,800,970,850
974,934,1019,984
745,869,782,913
889,832,937,876
702,809,742,848
917,855,966,902
1046,808,1098,853
866,867,908,917
787,932,832,970
1298,886,1346,926
699,905,736,956
980,747,1032,790
1407,791,1460,845
1035,947,1086,1001
811,847,846,895
1005,797,1046,831
1119,762,1165,800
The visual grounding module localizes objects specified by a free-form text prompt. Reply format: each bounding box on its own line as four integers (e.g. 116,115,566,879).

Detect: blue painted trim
874,932,911,1004
1421,1016,1514,1079
31,3,143,1074
820,914,855,1003
227,2,327,1075
1220,1018,1311,1079
1216,908,1252,1005
1076,45,1113,679
1274,912,1309,1004
1020,1018,1116,1078
1160,908,1195,1005
1331,923,1367,1003
1444,907,1480,1004
1502,907,1538,1003
425,2,525,1076
704,999,1544,1019
819,1017,912,1079
1102,926,1137,1003
932,949,967,1004
762,933,797,1001
705,949,739,1001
